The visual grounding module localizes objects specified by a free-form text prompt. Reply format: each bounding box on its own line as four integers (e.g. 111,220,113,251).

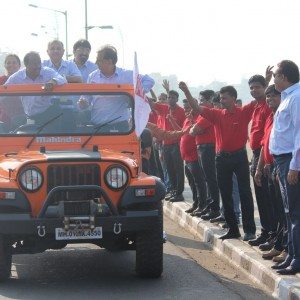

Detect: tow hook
113,223,122,235
37,225,46,237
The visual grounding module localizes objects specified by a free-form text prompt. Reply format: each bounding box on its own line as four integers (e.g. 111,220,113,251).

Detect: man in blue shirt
269,60,300,275
79,45,154,131
43,39,82,83
72,39,97,83
5,51,67,126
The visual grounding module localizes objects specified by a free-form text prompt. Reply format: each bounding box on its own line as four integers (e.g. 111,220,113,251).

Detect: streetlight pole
28,4,69,59
85,0,88,40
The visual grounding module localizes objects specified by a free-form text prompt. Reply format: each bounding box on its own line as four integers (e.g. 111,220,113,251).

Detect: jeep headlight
105,166,128,190
19,168,43,192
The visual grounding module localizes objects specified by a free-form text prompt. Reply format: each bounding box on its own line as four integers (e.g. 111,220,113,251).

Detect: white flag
133,52,151,137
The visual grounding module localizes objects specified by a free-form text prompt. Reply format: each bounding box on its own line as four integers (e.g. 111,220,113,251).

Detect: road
0,216,271,300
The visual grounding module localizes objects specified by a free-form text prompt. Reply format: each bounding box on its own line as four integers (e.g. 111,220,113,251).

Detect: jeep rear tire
0,236,12,282
135,202,163,278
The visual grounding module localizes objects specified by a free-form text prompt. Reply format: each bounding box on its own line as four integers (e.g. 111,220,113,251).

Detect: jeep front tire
0,235,12,282
135,202,163,278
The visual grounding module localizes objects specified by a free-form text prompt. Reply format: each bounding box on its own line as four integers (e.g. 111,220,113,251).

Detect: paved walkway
163,183,300,299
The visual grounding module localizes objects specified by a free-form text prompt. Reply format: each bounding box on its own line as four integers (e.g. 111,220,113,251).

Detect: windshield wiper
81,116,121,149
26,113,63,149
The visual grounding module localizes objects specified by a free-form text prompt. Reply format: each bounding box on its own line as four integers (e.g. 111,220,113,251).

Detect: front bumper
0,210,159,236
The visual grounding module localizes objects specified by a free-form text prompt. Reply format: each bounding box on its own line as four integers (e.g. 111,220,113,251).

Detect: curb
164,201,300,299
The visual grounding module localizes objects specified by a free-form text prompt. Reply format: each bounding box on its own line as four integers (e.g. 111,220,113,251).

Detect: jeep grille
48,164,100,203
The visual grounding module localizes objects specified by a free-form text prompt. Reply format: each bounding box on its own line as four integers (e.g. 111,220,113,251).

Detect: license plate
55,227,103,240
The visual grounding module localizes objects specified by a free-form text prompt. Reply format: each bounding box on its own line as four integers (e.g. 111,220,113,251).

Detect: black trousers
197,143,220,211
269,164,287,251
163,143,184,196
185,160,207,209
251,148,276,236
215,149,256,234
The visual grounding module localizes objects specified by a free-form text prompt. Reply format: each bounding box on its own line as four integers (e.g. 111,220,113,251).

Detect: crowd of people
0,40,299,275
145,62,300,276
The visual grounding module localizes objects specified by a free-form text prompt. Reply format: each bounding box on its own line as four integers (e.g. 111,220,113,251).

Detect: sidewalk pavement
163,186,300,299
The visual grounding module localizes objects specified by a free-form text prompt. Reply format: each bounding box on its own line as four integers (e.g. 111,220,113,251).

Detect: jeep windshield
0,91,134,136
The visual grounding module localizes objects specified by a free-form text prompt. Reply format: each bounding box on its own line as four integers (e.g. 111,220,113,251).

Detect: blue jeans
274,154,300,267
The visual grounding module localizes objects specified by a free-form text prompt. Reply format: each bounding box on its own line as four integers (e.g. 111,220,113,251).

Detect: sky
0,0,300,87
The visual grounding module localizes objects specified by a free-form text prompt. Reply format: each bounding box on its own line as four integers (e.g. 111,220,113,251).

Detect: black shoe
201,210,220,221
190,207,202,216
169,194,184,202
248,234,267,246
192,207,210,217
165,192,174,201
210,215,225,223
222,223,229,229
219,230,241,240
271,259,292,270
259,241,274,251
276,266,300,275
185,205,197,213
243,233,256,241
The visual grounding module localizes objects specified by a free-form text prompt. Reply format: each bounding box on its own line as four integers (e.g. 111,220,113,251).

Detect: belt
197,143,215,148
273,153,292,158
217,147,246,157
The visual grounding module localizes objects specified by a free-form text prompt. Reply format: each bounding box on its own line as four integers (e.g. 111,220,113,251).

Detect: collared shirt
195,115,215,145
269,83,300,171
87,67,155,124
74,60,97,83
249,99,272,150
148,110,158,124
43,59,82,78
153,103,186,145
5,67,67,116
200,102,256,153
180,116,198,162
262,113,274,164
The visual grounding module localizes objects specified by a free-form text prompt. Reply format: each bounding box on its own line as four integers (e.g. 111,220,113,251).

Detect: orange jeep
0,83,166,280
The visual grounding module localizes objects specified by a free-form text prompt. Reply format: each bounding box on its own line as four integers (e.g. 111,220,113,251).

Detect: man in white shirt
72,39,97,83
5,51,67,125
43,39,82,83
79,45,154,131
269,60,300,275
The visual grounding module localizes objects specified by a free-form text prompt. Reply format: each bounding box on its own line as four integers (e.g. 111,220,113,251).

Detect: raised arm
149,89,157,101
178,81,201,113
265,65,274,87
162,79,170,95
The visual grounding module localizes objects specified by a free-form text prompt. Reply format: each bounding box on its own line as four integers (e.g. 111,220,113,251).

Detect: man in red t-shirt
189,90,220,220
180,82,256,241
247,75,276,248
150,90,186,202
254,85,287,262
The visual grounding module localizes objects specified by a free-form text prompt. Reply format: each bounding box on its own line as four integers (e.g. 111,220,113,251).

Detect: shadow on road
0,244,271,300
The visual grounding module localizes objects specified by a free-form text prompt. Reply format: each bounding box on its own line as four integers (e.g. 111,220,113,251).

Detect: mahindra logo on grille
36,137,82,143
